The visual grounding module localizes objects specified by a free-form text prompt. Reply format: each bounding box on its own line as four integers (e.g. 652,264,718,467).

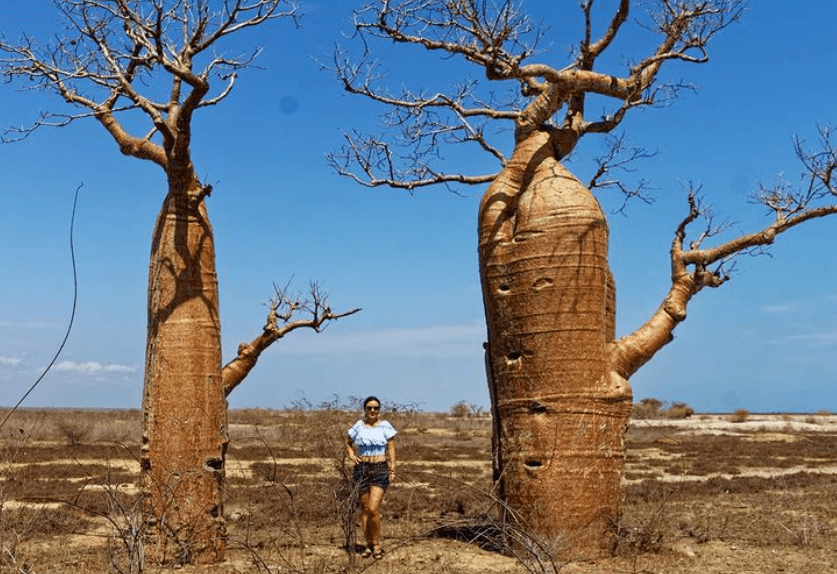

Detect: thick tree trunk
479,129,632,559
141,180,228,564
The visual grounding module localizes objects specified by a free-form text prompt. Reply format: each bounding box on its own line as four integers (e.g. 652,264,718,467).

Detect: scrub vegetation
2,405,836,574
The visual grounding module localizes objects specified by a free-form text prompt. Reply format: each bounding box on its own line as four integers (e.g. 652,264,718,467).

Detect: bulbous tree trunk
479,129,632,558
140,176,228,564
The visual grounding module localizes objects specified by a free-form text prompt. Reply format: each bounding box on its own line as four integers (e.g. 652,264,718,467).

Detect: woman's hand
345,436,359,464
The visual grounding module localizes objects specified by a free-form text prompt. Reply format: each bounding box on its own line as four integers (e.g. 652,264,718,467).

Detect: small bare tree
1,0,358,564
328,0,837,558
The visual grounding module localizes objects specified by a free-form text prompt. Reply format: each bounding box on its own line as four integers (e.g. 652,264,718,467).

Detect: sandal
360,547,373,558
373,548,385,560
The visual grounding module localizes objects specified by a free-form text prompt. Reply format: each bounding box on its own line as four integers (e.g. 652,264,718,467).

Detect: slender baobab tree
328,0,837,557
1,0,357,564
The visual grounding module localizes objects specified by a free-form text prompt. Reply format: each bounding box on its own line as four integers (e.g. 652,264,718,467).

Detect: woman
345,396,397,559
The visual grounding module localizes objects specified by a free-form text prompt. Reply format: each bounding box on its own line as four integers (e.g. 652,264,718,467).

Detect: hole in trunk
506,351,521,364
204,457,223,472
498,284,511,293
531,402,547,414
524,460,543,469
533,277,554,290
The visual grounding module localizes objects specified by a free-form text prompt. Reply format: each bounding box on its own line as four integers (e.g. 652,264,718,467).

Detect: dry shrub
632,398,664,420
631,398,694,420
664,402,695,419
616,483,675,555
7,505,95,537
802,410,831,425
224,403,566,573
0,432,98,571
56,417,93,446
229,407,278,427
2,408,140,445
449,400,485,418
7,405,836,572
730,409,750,423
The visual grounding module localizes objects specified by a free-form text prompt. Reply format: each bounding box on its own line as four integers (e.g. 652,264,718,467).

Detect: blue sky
1,1,835,414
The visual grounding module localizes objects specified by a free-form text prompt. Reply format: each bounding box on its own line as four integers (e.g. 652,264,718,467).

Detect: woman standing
345,396,397,559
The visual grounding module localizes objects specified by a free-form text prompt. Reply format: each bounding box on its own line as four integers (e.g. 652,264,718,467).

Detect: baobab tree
329,0,837,558
1,0,357,564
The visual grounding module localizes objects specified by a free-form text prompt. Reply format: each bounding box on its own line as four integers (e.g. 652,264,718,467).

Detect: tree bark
479,129,632,558
141,177,227,564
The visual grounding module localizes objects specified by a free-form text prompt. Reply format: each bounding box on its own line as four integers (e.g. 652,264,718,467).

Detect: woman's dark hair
363,396,381,409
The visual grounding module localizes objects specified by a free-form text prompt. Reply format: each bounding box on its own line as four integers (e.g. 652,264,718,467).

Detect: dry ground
1,408,836,573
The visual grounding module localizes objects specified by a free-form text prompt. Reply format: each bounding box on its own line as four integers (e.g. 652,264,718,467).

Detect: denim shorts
353,461,389,491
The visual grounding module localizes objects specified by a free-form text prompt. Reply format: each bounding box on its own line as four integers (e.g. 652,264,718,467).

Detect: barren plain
1,407,835,573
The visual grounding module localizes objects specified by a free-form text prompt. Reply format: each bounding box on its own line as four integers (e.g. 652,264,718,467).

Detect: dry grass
1,407,836,573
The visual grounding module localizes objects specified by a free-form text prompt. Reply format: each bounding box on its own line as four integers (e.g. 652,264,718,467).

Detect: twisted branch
1,0,298,169
610,127,837,379
222,282,361,396
330,0,745,194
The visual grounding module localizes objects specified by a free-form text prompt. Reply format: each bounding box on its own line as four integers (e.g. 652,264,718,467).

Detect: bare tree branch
352,0,543,78
1,0,298,168
586,132,656,212
610,127,837,379
326,129,499,192
221,282,361,396
330,0,745,192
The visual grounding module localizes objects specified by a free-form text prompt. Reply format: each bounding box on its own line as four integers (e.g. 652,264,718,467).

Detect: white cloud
783,331,837,348
761,302,803,314
55,361,137,374
0,357,22,366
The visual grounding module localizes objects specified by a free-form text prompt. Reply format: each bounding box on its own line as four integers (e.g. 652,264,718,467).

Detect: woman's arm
386,438,396,482
345,435,359,463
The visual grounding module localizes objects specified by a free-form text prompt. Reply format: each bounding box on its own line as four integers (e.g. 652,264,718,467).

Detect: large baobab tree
1,0,357,564
329,0,837,558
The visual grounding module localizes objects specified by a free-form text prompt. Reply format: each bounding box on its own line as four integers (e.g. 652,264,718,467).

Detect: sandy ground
4,411,837,573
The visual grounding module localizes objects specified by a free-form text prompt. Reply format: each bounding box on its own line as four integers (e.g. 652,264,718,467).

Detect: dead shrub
55,417,93,446
632,398,664,420
4,505,95,538
663,402,695,419
632,398,694,420
729,409,750,423
450,400,485,418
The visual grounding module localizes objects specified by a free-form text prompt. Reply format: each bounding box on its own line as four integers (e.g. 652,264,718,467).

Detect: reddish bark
479,129,632,557
141,183,227,563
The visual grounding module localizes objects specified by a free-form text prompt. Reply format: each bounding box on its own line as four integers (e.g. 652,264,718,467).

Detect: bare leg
359,490,370,548
360,486,385,552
